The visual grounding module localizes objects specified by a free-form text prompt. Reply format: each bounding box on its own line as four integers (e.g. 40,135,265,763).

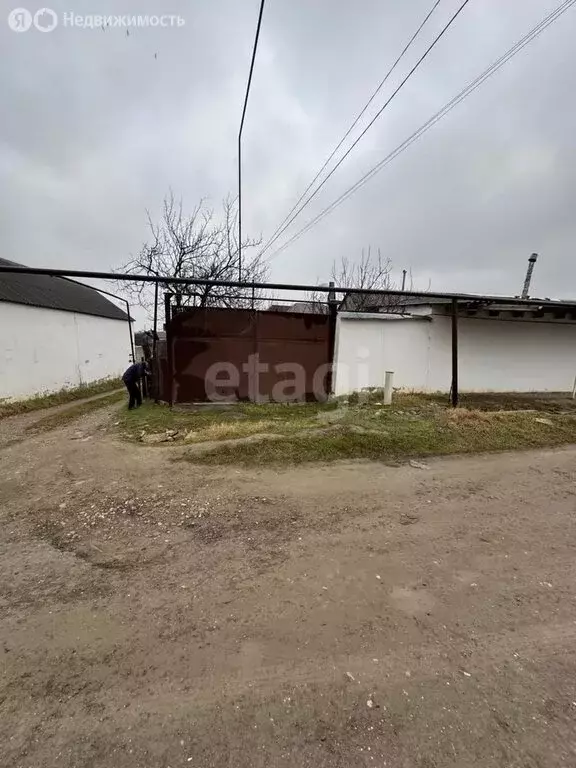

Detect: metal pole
451,298,459,407
75,283,134,362
238,134,243,281
0,265,572,309
128,306,135,363
521,253,538,298
163,292,172,328
112,294,135,363
327,281,338,397
152,280,159,359
402,269,407,291
164,293,174,407
238,0,266,282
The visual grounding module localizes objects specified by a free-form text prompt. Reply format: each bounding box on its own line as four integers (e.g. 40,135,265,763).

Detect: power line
265,0,576,263
259,0,443,255
259,0,473,258
238,0,266,281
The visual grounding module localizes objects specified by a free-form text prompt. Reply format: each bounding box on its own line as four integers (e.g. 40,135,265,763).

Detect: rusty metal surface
160,307,331,403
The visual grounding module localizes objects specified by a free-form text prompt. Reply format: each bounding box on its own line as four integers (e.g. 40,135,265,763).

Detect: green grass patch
0,377,123,419
116,391,576,465
27,391,125,433
187,409,576,466
118,400,339,442
345,388,576,413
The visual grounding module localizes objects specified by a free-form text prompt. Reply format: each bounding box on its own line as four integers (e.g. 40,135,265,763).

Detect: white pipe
384,371,394,406
572,374,576,399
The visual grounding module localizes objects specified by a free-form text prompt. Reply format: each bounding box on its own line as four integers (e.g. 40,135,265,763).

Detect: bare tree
308,247,411,313
119,191,268,317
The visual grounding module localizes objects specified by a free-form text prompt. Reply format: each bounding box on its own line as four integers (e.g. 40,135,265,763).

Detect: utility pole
401,269,407,291
327,281,338,396
238,0,266,282
238,133,243,281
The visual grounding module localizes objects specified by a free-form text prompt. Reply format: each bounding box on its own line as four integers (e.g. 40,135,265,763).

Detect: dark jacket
122,362,145,385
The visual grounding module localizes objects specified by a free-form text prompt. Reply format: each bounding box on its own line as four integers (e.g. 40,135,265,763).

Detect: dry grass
444,407,504,424
118,401,336,443
117,391,576,466
0,378,122,420
185,419,283,442
188,409,576,466
27,391,124,433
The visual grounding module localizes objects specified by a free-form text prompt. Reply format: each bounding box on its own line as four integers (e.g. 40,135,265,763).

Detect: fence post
152,280,159,359
451,298,459,407
327,281,338,397
164,292,175,407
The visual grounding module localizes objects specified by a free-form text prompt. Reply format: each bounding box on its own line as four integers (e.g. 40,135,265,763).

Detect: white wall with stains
0,302,131,400
334,311,576,394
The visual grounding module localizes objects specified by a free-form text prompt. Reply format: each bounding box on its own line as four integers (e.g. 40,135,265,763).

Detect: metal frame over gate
2,263,575,406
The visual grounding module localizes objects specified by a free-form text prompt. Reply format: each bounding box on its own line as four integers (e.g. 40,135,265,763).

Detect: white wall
334,312,576,394
0,302,132,400
441,315,576,392
334,314,431,394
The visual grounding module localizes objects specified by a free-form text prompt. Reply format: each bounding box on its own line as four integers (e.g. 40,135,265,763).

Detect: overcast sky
1,0,575,323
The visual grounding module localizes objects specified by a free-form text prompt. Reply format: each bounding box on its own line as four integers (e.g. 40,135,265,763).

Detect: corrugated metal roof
0,258,129,321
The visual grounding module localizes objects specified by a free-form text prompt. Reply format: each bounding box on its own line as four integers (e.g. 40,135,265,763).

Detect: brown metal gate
159,307,333,404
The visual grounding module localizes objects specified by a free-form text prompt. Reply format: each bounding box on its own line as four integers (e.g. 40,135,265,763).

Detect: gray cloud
1,0,575,324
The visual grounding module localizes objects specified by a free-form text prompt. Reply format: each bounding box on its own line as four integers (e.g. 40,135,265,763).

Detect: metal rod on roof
0,264,569,308
521,253,538,298
128,313,135,362
92,284,135,363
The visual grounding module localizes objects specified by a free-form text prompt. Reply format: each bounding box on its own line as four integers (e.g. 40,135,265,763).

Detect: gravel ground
1,401,576,767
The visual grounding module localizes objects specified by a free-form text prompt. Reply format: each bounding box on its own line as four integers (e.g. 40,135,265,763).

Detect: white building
0,258,132,401
334,295,576,395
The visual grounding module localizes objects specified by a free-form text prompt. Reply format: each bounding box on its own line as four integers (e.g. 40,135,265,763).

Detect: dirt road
1,402,576,767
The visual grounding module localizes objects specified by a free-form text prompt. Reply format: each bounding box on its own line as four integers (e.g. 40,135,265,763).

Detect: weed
118,400,338,442
188,412,576,466
1,378,122,419
117,392,576,466
27,391,124,433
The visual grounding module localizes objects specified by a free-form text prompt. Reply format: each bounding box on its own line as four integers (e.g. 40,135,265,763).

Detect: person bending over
122,361,146,410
